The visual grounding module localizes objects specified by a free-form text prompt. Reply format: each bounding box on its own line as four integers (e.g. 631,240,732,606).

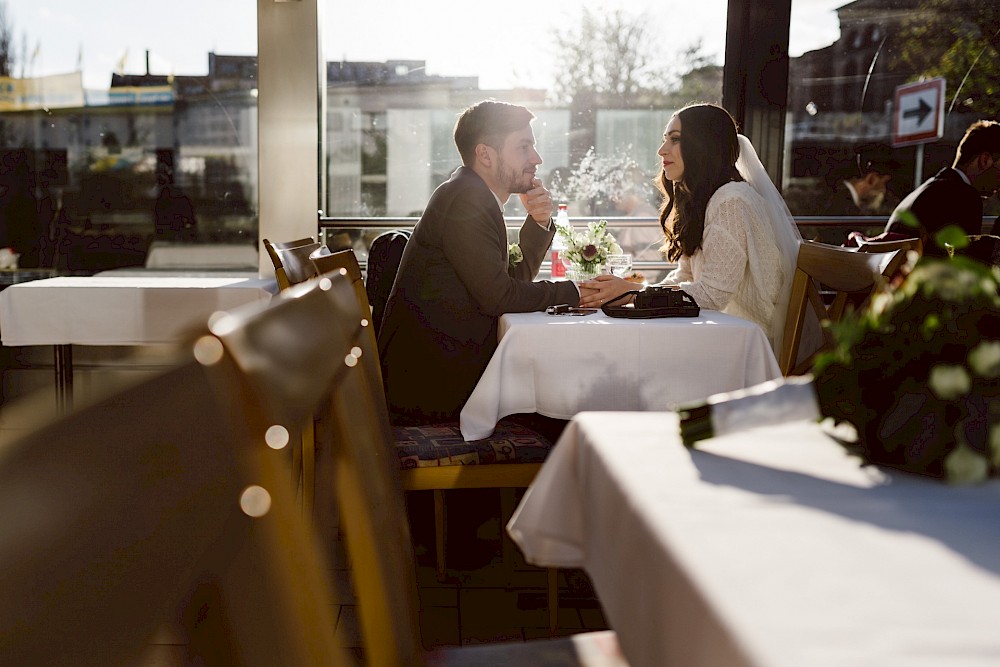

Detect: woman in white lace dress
578,103,801,356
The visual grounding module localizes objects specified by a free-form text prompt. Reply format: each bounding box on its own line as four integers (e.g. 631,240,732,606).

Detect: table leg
54,344,73,413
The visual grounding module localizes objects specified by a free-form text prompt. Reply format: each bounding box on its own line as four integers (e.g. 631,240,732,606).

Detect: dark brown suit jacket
377,166,579,425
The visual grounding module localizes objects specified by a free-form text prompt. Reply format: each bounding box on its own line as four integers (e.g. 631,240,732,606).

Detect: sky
7,0,845,91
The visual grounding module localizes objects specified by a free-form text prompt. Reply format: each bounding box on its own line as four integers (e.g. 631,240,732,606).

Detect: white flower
507,243,523,270
968,341,1000,378
556,219,621,269
944,443,989,485
928,364,971,400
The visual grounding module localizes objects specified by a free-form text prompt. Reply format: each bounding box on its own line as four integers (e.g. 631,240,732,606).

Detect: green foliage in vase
813,254,1000,484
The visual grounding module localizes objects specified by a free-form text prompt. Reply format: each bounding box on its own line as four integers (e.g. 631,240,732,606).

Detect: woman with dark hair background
579,103,802,357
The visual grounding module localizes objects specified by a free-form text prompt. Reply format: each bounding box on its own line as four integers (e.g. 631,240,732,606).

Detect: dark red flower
582,244,598,260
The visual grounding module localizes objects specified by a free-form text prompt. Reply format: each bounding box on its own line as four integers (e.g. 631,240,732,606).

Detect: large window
784,0,999,242
0,0,257,271
317,2,733,272
320,3,729,224
8,1,992,273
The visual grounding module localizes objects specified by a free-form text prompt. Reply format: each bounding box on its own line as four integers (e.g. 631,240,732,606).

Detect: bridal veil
734,134,802,357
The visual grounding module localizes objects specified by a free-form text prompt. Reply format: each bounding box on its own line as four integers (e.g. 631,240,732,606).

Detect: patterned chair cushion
393,419,553,468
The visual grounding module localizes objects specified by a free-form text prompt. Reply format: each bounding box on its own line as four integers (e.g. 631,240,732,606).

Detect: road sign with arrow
892,78,945,147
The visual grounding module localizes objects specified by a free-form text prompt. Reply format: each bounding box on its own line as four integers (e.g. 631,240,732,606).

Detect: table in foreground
460,310,780,440
508,412,1000,667
0,275,276,408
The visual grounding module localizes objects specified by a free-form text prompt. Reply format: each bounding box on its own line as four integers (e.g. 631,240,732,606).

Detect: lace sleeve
672,195,750,310
662,254,694,284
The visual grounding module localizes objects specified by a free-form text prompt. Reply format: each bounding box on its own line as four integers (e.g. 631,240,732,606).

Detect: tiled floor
332,488,610,658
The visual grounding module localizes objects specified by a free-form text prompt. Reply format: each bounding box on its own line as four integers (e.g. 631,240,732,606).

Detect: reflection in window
318,4,728,268
1,3,258,273
786,0,998,244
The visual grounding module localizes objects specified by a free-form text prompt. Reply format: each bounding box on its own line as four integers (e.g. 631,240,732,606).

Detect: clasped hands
576,275,637,308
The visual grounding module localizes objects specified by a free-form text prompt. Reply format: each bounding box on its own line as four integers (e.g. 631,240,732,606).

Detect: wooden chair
261,237,333,512
0,345,347,665
779,241,905,376
952,234,1000,267
209,274,628,667
312,247,373,322
853,236,922,256
263,237,323,290
308,252,559,625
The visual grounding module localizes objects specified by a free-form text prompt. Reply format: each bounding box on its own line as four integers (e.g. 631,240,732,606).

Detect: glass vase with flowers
555,219,622,282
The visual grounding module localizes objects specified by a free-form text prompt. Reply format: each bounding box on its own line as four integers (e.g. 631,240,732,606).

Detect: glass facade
785,0,999,243
2,1,995,273
0,47,259,270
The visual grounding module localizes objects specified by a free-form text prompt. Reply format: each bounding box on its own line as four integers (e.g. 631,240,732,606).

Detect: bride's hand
577,274,635,308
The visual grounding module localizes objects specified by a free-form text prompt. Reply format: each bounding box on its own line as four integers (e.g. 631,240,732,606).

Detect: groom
377,100,583,426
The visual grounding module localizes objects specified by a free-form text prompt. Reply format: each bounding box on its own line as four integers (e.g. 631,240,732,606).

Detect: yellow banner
0,72,86,111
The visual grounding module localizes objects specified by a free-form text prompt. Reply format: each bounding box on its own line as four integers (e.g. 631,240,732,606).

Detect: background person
612,164,665,266
152,164,197,242
0,151,44,268
816,143,899,245
578,103,803,358
377,100,584,426
879,120,1000,255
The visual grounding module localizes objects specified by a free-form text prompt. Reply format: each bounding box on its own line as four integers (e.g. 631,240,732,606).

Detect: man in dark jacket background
883,120,1000,255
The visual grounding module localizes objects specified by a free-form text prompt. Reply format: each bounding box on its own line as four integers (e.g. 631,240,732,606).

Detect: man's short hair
454,100,535,166
854,143,900,177
954,120,1000,167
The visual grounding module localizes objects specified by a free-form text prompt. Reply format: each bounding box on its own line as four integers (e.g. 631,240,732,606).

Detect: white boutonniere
508,242,523,270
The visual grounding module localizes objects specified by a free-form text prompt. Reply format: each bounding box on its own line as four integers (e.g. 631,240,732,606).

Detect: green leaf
894,209,920,229
935,225,970,251
944,443,989,485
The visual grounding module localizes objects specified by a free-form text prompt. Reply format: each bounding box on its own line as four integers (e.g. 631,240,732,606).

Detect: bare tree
667,41,723,107
0,0,14,77
550,6,671,108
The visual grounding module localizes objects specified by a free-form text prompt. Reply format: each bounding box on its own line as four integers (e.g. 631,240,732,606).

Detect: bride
578,103,801,357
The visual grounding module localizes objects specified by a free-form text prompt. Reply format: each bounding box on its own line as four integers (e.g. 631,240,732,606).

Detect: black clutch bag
600,286,700,318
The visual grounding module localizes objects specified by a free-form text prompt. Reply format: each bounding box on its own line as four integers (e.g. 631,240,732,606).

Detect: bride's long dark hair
658,104,743,260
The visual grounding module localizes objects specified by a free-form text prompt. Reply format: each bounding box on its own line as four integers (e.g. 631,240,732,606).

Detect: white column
256,0,325,276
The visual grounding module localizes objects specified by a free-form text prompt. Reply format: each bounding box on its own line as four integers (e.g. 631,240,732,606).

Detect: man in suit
882,120,1000,255
378,100,584,425
816,144,899,245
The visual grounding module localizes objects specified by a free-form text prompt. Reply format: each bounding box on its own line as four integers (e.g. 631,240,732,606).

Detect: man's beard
498,156,533,194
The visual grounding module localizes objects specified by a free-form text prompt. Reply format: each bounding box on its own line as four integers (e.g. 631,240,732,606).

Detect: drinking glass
605,254,633,278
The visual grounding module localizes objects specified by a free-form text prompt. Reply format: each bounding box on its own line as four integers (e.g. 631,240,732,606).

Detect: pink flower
582,244,598,260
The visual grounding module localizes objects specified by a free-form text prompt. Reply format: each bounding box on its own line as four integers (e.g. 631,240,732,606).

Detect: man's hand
519,178,554,228
577,274,635,308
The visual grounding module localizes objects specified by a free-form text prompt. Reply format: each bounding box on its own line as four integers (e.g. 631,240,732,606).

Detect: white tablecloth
508,412,1000,667
0,276,276,346
459,310,780,440
144,242,259,269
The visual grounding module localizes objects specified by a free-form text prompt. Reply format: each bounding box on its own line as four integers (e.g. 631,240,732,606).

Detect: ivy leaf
934,225,970,252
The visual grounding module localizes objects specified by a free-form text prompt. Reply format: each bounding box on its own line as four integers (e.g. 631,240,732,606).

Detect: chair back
780,241,904,375
366,229,411,335
263,237,323,290
0,352,346,666
210,275,424,666
854,236,922,256
312,247,371,313
953,234,1000,267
